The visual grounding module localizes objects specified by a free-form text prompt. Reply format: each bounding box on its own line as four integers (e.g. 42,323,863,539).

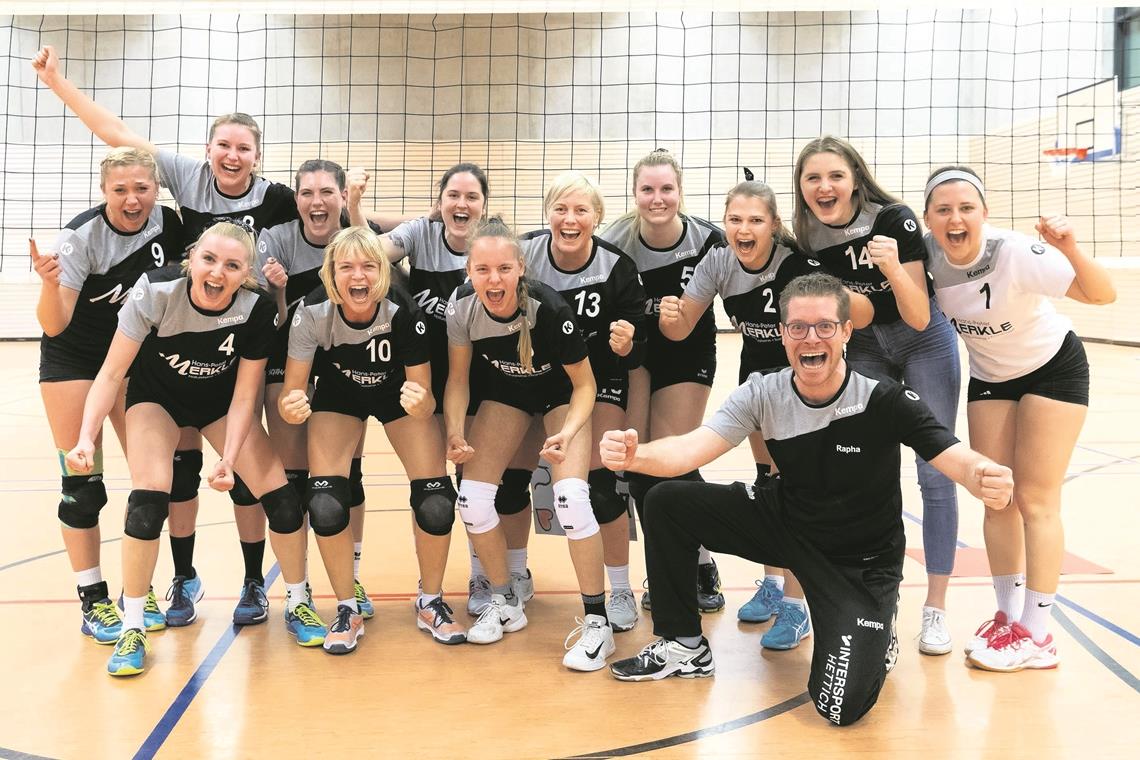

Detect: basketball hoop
1043,147,1089,161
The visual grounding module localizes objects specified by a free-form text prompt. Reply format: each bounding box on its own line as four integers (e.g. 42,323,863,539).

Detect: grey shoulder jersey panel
157,150,271,214
755,368,880,441
392,217,466,273
925,232,1006,289
447,290,538,343
302,298,401,350
259,221,325,275
801,201,884,252
56,205,170,286
703,243,800,299
601,215,716,274
522,235,624,291
140,279,264,339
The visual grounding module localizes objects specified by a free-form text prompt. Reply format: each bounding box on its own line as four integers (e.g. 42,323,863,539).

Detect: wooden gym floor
0,335,1137,759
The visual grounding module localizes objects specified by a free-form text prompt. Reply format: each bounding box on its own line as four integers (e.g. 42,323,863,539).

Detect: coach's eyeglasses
782,320,843,340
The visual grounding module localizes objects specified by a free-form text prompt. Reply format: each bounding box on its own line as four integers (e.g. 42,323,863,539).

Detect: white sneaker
510,570,535,606
466,593,527,645
966,622,1058,672
467,574,492,616
918,606,953,655
562,614,616,672
963,611,1009,656
606,588,639,632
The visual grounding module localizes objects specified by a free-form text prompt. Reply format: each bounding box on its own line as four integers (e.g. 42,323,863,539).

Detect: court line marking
133,564,282,760
1051,605,1140,693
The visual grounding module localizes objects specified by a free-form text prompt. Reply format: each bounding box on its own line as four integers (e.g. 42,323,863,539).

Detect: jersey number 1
979,282,991,310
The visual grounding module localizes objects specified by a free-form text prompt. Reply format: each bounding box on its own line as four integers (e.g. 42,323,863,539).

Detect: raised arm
1036,216,1116,306
32,46,156,153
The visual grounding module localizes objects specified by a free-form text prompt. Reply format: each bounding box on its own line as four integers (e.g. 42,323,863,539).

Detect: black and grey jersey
446,279,588,381
255,220,327,310
800,202,930,325
705,368,958,564
43,203,185,366
520,231,647,376
599,214,724,355
288,286,431,391
118,265,277,404
685,242,823,371
387,216,469,327
156,151,297,251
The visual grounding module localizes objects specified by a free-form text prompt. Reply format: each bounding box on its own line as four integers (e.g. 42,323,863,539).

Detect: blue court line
133,564,281,760
1050,605,1140,693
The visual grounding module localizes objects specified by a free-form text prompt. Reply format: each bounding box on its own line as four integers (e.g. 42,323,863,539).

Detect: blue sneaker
738,578,784,623
165,574,204,627
107,628,149,677
233,578,269,625
81,598,123,644
118,587,166,632
284,601,327,647
761,601,811,650
354,579,375,619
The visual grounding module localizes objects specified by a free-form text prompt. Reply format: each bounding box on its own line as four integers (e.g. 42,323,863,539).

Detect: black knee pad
410,477,457,536
285,469,309,502
58,474,108,529
494,468,533,516
261,483,304,534
349,458,365,506
306,476,351,537
229,472,259,507
123,489,171,541
625,472,665,523
588,468,628,525
170,449,203,502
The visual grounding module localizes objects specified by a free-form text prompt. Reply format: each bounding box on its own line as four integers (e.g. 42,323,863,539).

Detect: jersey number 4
218,333,235,356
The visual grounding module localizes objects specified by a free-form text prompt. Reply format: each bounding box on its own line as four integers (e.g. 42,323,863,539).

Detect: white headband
924,170,985,203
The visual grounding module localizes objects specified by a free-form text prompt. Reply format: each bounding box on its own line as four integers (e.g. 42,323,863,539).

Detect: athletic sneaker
80,584,123,645
609,637,715,681
466,595,528,645
885,602,900,674
563,614,616,672
165,574,204,627
323,604,364,655
284,601,327,647
118,587,166,632
697,560,725,613
964,611,1009,656
966,622,1059,672
467,574,492,616
511,569,535,606
640,584,652,611
761,601,811,650
607,588,639,632
354,579,375,619
416,597,467,645
918,606,953,655
233,579,269,625
107,628,149,677
738,577,784,623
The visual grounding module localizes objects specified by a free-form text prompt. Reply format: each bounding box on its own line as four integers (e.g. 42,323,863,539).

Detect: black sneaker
233,578,269,625
885,596,900,674
610,637,715,681
697,560,725,613
640,580,652,611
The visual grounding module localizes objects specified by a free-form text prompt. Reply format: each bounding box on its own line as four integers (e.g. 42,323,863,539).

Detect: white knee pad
553,477,599,540
457,479,500,535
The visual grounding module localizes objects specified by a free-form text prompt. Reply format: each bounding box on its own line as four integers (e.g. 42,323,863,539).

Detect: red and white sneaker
966,622,1059,672
963,611,1008,656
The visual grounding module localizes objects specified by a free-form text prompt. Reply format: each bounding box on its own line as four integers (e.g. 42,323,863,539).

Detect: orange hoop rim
1043,147,1089,160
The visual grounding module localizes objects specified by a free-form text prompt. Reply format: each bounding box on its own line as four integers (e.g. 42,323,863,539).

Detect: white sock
765,573,785,592
507,548,528,576
675,635,703,649
353,542,363,579
469,539,485,579
285,582,308,612
783,596,806,610
1019,589,1055,642
338,597,359,614
697,546,713,565
993,573,1026,621
123,595,147,631
418,592,441,609
76,567,102,589
605,564,631,591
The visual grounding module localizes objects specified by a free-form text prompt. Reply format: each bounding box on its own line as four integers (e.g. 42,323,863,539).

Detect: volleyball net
3,8,1138,279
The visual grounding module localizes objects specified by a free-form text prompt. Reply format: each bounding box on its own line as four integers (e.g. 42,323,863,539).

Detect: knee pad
349,458,365,507
285,469,309,502
229,472,259,507
123,489,171,541
410,477,457,537
456,480,500,535
553,477,599,540
261,483,304,534
494,468,533,516
58,473,108,529
305,476,351,537
170,449,203,502
587,468,628,525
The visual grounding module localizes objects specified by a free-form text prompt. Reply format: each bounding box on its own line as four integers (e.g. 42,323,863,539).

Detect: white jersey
925,225,1075,382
